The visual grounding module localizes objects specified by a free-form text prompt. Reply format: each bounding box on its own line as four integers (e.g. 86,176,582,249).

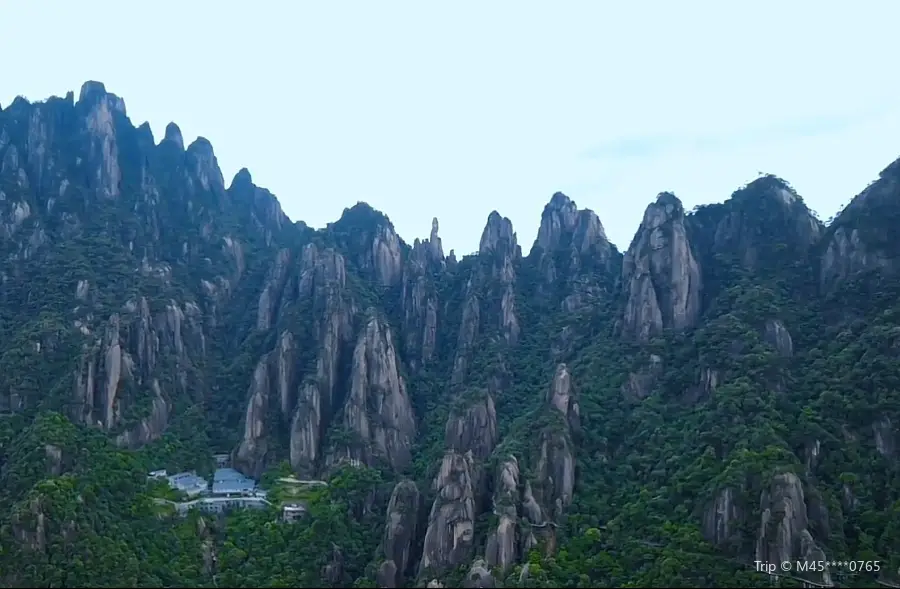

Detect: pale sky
2,1,899,254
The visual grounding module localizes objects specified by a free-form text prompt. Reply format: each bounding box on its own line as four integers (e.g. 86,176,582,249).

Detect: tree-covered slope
0,82,898,588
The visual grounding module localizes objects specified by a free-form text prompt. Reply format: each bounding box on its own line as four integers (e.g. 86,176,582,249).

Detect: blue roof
212,468,256,494
214,468,245,480
168,472,208,491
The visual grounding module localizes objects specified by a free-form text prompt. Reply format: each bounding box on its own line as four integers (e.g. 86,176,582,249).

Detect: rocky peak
186,137,216,160
703,175,823,271
329,203,404,287
409,220,444,272
136,122,155,146
5,96,20,113
227,168,289,243
655,190,682,209
429,217,444,262
185,137,225,195
73,81,126,200
622,192,702,341
736,175,796,205
163,122,184,150
534,192,579,252
401,218,443,370
571,209,608,254
479,211,518,257
76,81,126,115
533,191,610,255
445,390,498,461
820,155,900,289
230,167,253,190
530,191,614,308
841,156,900,214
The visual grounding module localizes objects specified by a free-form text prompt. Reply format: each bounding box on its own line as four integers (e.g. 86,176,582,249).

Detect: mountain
0,82,898,588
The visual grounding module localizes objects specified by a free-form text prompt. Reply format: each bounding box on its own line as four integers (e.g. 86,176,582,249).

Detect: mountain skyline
4,1,899,255
1,77,898,588
2,80,895,259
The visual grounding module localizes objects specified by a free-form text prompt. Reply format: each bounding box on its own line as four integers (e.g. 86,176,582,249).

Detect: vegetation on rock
0,83,898,587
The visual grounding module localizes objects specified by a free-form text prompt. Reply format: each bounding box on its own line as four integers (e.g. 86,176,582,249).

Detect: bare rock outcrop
228,167,290,246
873,416,895,459
485,456,520,573
479,212,520,345
418,450,479,578
115,379,169,448
521,365,579,554
289,260,355,475
451,281,481,386
401,218,444,371
622,192,702,342
72,297,204,446
820,157,900,290
709,176,822,271
420,387,500,579
237,243,356,477
377,480,421,588
445,390,499,461
372,223,404,287
334,313,417,471
428,217,444,262
463,558,496,588
450,212,524,387
755,472,832,586
330,203,404,287
763,319,794,358
256,248,292,330
479,211,518,257
820,226,893,290
531,192,615,310
621,353,663,402
482,364,579,564
546,363,580,432
234,359,272,478
76,81,124,200
702,487,743,547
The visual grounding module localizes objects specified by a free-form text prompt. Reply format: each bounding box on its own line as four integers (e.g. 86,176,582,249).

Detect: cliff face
2,82,900,588
819,159,900,290
530,192,617,311
622,192,702,341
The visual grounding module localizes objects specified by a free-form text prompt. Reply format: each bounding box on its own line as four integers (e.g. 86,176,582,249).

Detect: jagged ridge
1,82,899,588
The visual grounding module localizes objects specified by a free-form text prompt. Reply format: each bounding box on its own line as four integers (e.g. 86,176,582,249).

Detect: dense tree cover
3,221,898,587
0,414,390,587
0,89,898,588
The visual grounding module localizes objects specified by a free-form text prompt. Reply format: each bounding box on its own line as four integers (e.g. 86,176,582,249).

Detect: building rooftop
212,468,256,495
168,471,208,493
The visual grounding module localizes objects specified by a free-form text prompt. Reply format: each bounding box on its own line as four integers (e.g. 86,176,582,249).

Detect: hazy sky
2,1,899,254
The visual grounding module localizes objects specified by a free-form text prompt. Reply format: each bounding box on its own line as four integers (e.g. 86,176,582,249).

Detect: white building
167,471,209,497
282,503,307,522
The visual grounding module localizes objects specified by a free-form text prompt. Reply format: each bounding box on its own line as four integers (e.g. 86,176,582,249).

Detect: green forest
0,83,898,588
